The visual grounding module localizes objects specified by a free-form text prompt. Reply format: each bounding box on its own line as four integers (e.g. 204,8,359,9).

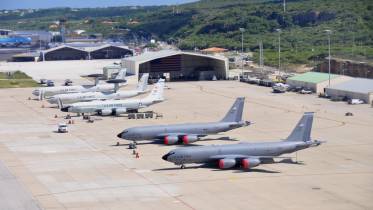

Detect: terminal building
121,50,228,81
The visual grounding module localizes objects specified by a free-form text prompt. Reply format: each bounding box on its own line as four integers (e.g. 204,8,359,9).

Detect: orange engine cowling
218,159,236,169
241,158,260,169
182,135,198,144
164,135,178,145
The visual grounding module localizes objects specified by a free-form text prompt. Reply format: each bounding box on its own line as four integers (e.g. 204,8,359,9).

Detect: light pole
276,29,281,74
325,29,332,87
239,28,245,77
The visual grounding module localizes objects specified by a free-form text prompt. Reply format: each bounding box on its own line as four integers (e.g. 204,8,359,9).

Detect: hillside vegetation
1,0,372,67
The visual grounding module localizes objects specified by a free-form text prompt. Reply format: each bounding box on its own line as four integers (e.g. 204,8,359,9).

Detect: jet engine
98,109,112,116
241,158,260,169
164,135,178,145
218,159,236,169
113,108,127,115
182,135,199,144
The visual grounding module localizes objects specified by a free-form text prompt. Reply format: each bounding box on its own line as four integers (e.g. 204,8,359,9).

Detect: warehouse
325,78,373,104
286,72,350,93
121,50,228,81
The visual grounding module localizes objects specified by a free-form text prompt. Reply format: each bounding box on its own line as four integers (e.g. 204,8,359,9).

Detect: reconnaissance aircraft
32,69,127,100
117,97,250,146
47,73,149,104
162,112,323,169
59,79,165,116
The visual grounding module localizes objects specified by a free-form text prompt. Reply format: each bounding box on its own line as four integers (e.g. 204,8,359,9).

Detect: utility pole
283,0,286,13
325,30,332,87
276,29,281,74
259,40,264,73
239,28,245,77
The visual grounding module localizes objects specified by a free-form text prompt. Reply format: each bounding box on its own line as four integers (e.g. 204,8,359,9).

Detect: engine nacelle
182,135,199,144
113,108,127,115
241,158,260,169
98,109,112,116
164,135,178,145
218,159,236,169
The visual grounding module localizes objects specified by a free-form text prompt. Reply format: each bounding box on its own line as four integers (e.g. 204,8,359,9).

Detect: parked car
57,123,68,133
39,79,47,85
299,89,312,94
348,99,364,105
64,79,73,86
46,80,54,87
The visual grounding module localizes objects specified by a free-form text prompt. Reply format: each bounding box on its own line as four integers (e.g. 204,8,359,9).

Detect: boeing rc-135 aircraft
32,69,127,99
162,112,324,169
59,79,165,116
117,97,250,145
47,73,149,104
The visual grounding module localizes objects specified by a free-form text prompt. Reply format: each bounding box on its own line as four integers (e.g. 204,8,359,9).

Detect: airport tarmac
0,80,372,210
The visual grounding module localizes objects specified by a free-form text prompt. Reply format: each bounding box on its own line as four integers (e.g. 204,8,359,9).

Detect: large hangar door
149,55,181,72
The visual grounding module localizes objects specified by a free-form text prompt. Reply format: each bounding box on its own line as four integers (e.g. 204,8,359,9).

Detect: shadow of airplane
154,163,280,174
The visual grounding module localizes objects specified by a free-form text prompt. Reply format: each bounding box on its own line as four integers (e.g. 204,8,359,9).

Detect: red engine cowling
241,158,260,169
164,135,178,145
218,159,236,169
182,135,199,144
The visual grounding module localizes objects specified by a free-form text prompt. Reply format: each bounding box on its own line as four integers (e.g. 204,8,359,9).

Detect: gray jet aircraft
162,112,323,169
117,97,250,146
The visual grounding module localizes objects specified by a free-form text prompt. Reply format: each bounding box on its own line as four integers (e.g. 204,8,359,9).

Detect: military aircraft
162,112,323,169
47,73,149,105
32,69,127,100
59,79,165,116
117,97,250,146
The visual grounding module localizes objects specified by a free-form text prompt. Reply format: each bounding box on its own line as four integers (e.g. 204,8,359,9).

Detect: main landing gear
128,141,137,149
180,164,186,169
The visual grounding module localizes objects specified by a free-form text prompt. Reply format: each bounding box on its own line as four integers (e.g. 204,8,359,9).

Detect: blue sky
0,0,198,10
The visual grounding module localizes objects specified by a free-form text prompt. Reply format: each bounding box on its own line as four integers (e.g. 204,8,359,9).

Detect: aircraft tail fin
136,73,149,92
57,98,64,109
115,68,127,80
144,79,165,102
285,112,314,142
220,97,245,122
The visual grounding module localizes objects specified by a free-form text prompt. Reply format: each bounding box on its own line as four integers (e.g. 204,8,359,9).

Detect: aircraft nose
162,154,168,161
32,89,39,96
60,106,70,112
47,97,56,104
117,132,123,138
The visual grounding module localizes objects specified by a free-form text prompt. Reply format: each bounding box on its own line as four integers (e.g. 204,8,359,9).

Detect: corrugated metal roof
84,44,130,52
123,50,226,64
287,72,340,84
326,78,373,94
42,45,87,54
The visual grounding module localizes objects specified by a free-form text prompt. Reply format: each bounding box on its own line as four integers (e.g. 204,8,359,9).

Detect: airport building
121,50,229,80
286,72,350,93
325,78,373,104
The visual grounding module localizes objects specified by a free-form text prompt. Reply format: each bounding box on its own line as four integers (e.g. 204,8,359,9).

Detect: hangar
87,44,133,59
121,50,228,81
286,72,351,94
40,44,133,61
42,45,88,61
325,78,373,104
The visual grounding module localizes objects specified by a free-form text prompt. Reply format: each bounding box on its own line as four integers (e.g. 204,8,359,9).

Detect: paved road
0,159,41,210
